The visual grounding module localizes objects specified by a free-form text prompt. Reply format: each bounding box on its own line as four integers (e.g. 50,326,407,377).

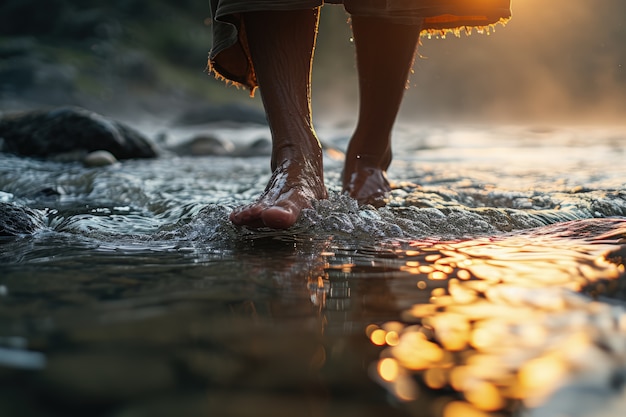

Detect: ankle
346,143,391,170
271,136,322,165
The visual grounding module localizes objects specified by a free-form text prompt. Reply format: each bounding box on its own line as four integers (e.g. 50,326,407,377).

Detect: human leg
342,15,421,206
229,8,327,229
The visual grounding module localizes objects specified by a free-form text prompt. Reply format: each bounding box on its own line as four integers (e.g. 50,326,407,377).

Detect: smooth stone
236,137,271,157
170,135,235,156
0,107,158,160
84,150,119,167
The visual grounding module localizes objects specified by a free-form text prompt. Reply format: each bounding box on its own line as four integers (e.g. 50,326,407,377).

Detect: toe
261,205,299,229
230,208,260,228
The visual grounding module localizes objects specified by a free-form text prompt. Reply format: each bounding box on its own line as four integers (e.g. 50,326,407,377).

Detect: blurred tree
1,0,625,122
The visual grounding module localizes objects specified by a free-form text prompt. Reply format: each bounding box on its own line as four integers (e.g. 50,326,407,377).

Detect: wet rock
237,137,272,157
0,202,45,236
170,135,235,156
0,107,157,160
83,150,119,167
33,187,65,198
173,103,267,126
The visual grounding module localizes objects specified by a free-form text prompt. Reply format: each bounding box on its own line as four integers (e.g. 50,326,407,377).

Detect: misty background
1,0,625,124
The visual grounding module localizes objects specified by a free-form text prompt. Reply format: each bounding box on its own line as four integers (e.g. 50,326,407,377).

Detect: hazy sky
312,0,626,124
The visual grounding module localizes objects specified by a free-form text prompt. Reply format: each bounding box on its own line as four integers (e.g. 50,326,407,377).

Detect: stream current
1,123,626,417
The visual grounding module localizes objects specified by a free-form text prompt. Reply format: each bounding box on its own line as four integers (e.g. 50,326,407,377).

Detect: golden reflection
419,265,435,274
457,270,472,280
370,329,387,346
365,323,379,337
394,376,419,401
431,288,446,297
385,331,400,346
378,358,400,382
449,279,478,304
429,271,448,280
464,380,505,411
401,266,421,274
366,220,626,413
517,354,568,406
443,401,492,417
424,367,448,389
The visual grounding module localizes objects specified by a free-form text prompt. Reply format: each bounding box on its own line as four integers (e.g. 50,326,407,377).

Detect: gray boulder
169,134,235,156
0,107,157,160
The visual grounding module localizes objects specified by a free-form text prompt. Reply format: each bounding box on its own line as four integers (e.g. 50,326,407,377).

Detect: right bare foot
230,158,328,229
342,164,391,208
342,148,393,208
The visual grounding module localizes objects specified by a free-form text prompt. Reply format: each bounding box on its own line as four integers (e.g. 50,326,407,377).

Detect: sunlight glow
378,358,399,382
518,355,568,406
423,367,448,389
443,401,491,417
367,228,626,412
370,329,387,346
464,380,505,411
385,331,400,346
393,377,419,401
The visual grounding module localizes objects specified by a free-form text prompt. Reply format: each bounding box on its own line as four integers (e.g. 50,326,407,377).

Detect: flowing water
1,122,626,417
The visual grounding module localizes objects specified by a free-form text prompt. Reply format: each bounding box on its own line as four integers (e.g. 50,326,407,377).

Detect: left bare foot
230,158,328,229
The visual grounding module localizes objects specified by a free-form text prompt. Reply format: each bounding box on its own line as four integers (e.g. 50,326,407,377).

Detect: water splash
1,130,626,417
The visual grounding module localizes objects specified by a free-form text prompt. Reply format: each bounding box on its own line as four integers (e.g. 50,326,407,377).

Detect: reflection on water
341,219,626,417
1,125,626,416
1,219,626,416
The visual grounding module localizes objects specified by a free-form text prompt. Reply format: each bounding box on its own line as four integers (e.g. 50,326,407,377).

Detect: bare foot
342,153,392,208
230,159,328,229
343,166,391,208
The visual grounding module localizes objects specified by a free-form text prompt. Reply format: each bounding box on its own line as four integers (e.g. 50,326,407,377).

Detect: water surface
1,123,626,417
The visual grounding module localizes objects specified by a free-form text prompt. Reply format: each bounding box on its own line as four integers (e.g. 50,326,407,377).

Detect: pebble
83,150,119,167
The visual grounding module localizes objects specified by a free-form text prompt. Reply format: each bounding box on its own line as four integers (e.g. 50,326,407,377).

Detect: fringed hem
206,56,258,97
206,61,257,96
206,3,512,95
206,14,259,96
421,15,510,39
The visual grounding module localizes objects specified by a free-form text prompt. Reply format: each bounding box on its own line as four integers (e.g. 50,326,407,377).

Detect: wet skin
230,158,327,229
230,9,327,229
342,157,392,209
230,9,421,229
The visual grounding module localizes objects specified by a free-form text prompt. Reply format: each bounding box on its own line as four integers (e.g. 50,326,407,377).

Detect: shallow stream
1,123,626,417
